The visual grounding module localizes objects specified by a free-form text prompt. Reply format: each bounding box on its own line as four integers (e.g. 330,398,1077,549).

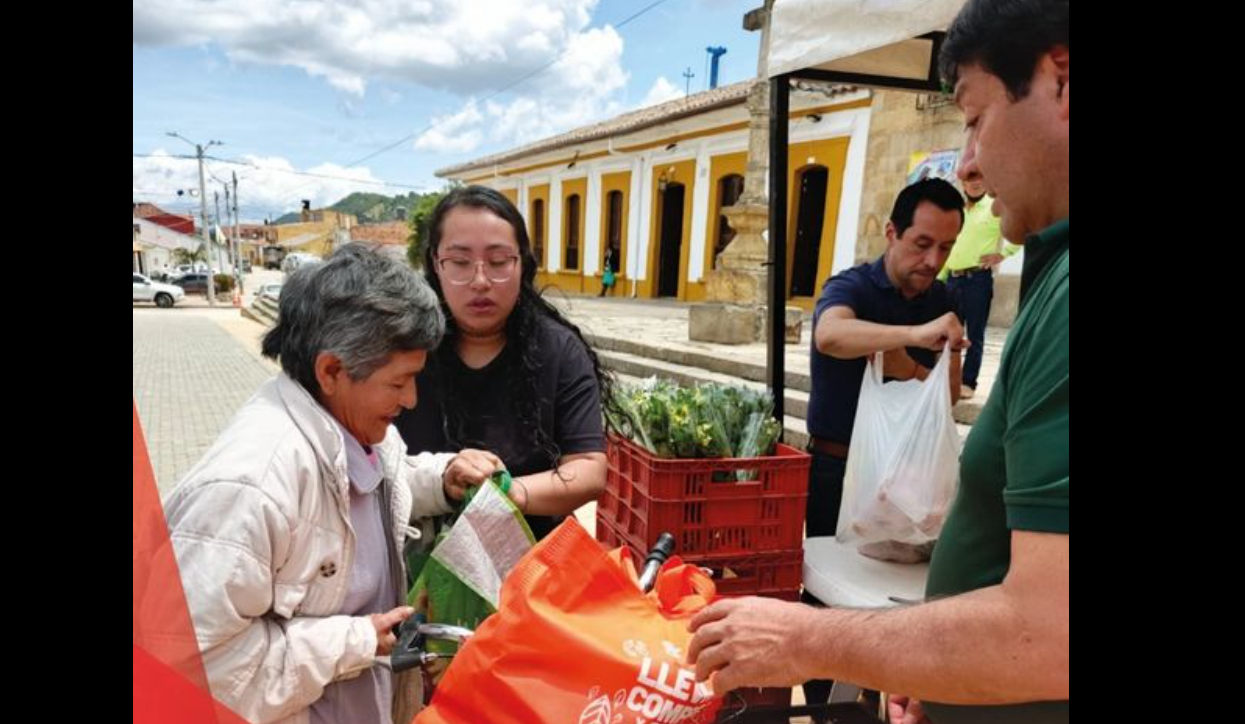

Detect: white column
624,158,644,296
584,167,603,276
548,175,564,273
833,107,872,274
687,143,713,282
517,179,529,227
634,156,653,285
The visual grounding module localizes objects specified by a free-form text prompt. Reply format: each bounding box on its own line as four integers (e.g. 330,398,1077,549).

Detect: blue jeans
948,270,994,389
805,451,847,538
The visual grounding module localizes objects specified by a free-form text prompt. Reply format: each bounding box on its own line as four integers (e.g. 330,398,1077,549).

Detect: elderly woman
162,244,501,724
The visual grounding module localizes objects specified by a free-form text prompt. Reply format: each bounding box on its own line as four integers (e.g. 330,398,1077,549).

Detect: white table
803,536,930,608
802,536,931,703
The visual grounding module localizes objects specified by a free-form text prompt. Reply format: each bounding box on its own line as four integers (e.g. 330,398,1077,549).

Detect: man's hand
887,696,932,724
369,606,415,655
908,313,969,352
686,597,816,695
883,348,921,380
442,449,504,502
978,253,1005,269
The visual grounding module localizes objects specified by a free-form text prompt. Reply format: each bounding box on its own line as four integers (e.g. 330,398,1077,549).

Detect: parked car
173,272,226,295
133,273,186,308
257,283,282,301
281,252,321,274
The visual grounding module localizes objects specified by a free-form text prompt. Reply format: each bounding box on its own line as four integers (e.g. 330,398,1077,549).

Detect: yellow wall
460,98,871,184
274,228,333,258
686,152,748,303
500,127,854,303
643,159,697,300
685,142,849,308
556,178,588,294
786,138,850,310
273,210,356,259
500,188,518,205
587,171,631,297
526,184,550,287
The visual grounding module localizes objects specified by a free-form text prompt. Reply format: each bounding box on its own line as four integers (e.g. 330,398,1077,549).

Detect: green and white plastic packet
431,471,535,608
409,471,535,657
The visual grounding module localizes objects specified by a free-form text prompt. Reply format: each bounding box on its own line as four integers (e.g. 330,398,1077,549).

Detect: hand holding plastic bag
836,344,961,555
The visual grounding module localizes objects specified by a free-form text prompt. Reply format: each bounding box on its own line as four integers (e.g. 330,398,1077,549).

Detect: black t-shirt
395,314,607,540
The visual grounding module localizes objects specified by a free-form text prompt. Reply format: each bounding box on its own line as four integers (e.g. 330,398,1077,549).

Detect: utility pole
167,132,222,306
214,189,224,276
232,171,243,293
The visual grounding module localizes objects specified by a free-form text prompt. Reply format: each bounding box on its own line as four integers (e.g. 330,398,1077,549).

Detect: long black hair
422,185,616,472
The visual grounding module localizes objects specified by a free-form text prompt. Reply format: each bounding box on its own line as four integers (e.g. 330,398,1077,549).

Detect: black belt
809,437,850,459
950,266,991,278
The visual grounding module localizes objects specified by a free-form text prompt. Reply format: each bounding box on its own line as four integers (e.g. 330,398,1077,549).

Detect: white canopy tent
767,0,964,88
758,0,967,418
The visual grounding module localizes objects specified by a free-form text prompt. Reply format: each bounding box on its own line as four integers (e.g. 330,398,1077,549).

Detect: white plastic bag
836,344,961,551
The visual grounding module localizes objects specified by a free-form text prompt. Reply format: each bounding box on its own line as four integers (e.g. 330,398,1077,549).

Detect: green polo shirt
938,196,1021,280
923,218,1069,724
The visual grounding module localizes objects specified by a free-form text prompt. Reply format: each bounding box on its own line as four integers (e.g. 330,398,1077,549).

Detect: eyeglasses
437,255,521,285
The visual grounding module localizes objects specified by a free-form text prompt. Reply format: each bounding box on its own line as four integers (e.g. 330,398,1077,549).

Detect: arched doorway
657,182,686,298
790,166,829,299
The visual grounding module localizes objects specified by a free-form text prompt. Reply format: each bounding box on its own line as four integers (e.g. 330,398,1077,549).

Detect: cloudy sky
133,0,762,222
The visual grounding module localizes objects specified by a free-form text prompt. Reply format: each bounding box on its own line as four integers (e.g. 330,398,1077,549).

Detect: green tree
172,245,208,266
406,184,460,268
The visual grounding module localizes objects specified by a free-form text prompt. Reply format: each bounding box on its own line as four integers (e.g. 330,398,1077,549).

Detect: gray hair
261,243,445,396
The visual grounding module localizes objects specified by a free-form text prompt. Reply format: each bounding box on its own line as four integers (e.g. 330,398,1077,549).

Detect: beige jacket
162,373,454,724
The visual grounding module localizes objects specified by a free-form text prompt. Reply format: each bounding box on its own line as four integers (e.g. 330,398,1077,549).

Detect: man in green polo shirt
686,1,1069,722
938,175,1021,398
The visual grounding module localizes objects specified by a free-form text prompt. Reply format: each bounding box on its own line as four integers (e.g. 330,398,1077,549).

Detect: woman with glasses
395,185,613,541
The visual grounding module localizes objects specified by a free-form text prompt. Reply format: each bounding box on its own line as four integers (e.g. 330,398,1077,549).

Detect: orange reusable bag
414,519,725,724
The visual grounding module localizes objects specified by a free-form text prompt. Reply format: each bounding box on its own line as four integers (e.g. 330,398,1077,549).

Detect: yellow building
436,79,874,310
274,208,358,259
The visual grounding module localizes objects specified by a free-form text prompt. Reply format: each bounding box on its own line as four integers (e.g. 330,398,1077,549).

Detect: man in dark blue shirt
800,178,968,715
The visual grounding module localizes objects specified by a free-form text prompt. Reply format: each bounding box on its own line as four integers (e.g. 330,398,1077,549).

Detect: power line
136,0,680,208
332,0,679,171
132,189,188,198
132,190,295,219
132,153,430,190
207,155,431,190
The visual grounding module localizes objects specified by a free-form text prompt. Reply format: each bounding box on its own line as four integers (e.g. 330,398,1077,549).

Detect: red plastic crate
600,434,811,559
700,550,804,600
597,516,804,601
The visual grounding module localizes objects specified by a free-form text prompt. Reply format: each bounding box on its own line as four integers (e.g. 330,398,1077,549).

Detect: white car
281,253,321,274
133,272,186,308
257,283,282,301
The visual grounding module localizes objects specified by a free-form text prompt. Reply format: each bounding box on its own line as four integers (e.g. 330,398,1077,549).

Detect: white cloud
640,76,685,109
134,0,683,163
133,150,407,222
414,103,486,153
133,0,602,97
413,24,629,154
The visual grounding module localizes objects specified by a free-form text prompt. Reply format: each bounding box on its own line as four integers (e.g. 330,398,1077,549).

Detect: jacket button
320,561,337,578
